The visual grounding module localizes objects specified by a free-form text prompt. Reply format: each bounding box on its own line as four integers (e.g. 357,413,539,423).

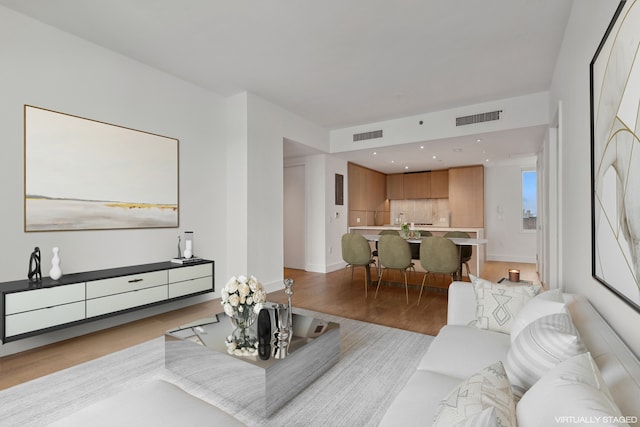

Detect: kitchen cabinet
449,165,484,227
430,169,449,198
348,162,367,211
403,172,431,199
387,169,448,199
386,174,404,199
348,163,388,226
367,169,386,211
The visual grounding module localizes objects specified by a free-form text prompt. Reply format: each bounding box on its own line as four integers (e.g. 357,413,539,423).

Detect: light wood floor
0,261,538,391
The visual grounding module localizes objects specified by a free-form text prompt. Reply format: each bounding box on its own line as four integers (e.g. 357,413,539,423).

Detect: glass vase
230,307,258,350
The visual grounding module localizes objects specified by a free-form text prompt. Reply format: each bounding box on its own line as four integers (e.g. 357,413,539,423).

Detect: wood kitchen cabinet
387,170,448,199
403,172,431,199
449,165,484,227
430,169,449,198
367,168,386,212
386,174,404,199
348,162,367,211
348,162,388,226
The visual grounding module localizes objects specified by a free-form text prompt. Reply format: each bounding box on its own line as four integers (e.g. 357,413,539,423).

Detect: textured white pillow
510,288,567,342
470,275,542,334
517,352,628,427
433,361,516,427
453,407,496,427
505,312,586,400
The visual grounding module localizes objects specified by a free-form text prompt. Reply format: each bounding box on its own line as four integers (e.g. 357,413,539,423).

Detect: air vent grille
353,129,383,142
456,110,501,126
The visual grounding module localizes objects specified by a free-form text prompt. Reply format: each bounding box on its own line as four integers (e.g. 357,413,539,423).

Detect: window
522,169,537,231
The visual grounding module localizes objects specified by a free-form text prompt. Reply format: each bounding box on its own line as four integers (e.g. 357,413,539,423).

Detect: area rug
0,309,434,427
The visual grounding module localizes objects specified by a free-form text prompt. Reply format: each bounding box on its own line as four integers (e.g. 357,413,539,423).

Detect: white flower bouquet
221,275,267,326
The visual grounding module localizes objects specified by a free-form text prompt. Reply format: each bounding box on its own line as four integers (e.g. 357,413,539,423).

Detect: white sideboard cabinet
0,260,214,343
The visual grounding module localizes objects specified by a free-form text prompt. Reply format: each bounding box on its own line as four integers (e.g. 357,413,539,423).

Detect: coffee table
164,308,340,417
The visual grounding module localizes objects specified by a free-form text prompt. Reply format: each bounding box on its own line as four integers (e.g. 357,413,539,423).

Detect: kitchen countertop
348,225,484,234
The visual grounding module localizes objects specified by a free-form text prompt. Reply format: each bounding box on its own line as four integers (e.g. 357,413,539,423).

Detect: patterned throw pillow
433,361,517,427
470,275,542,334
505,312,586,400
453,407,496,427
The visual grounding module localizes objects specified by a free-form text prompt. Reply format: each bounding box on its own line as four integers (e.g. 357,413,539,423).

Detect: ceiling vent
456,110,502,126
353,129,383,142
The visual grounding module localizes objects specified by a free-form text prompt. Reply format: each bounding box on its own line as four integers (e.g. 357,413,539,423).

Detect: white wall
550,0,640,356
325,155,349,272
485,162,537,263
0,6,227,355
241,93,330,289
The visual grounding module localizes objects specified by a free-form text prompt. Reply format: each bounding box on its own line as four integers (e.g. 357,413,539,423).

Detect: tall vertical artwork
24,106,179,231
591,0,640,312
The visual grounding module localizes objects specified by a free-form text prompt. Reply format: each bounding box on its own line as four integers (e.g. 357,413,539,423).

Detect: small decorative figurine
272,303,291,359
27,247,42,283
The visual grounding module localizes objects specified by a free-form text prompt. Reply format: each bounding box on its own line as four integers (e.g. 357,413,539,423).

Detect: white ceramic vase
184,240,193,259
50,247,63,280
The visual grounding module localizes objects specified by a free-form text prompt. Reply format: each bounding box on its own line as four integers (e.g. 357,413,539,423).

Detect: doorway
284,164,305,269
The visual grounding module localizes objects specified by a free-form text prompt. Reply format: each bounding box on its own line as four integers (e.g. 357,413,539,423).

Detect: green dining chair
418,236,460,305
444,231,472,277
372,229,400,257
375,234,414,304
341,233,376,297
410,230,431,260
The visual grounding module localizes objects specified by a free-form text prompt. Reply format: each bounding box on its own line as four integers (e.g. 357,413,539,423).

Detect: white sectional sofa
380,281,640,427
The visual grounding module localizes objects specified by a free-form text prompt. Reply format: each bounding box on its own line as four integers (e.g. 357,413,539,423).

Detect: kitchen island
348,226,485,276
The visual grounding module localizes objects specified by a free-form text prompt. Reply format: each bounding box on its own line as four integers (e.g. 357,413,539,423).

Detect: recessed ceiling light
404,166,409,170
373,151,377,155
485,158,490,162
420,146,424,149
391,160,395,163
432,155,437,159
476,138,482,143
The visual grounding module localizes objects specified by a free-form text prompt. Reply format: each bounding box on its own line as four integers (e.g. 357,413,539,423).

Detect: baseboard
486,254,537,263
303,261,345,274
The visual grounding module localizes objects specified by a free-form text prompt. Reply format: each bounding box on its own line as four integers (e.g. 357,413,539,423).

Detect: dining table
361,234,489,281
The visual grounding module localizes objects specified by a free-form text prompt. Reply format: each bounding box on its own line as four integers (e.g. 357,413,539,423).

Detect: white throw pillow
470,275,542,334
517,352,629,427
433,361,516,427
510,288,567,342
505,312,586,400
453,407,497,427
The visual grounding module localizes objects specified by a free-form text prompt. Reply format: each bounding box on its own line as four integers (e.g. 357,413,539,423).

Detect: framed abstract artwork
591,0,640,312
24,105,179,231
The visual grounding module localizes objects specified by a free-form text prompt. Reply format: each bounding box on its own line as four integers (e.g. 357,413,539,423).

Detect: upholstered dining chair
372,229,400,278
444,231,472,277
410,230,431,260
375,234,414,304
340,233,376,297
418,236,460,305
372,229,400,257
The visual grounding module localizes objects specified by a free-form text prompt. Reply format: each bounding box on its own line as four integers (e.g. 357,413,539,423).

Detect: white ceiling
1,0,573,172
